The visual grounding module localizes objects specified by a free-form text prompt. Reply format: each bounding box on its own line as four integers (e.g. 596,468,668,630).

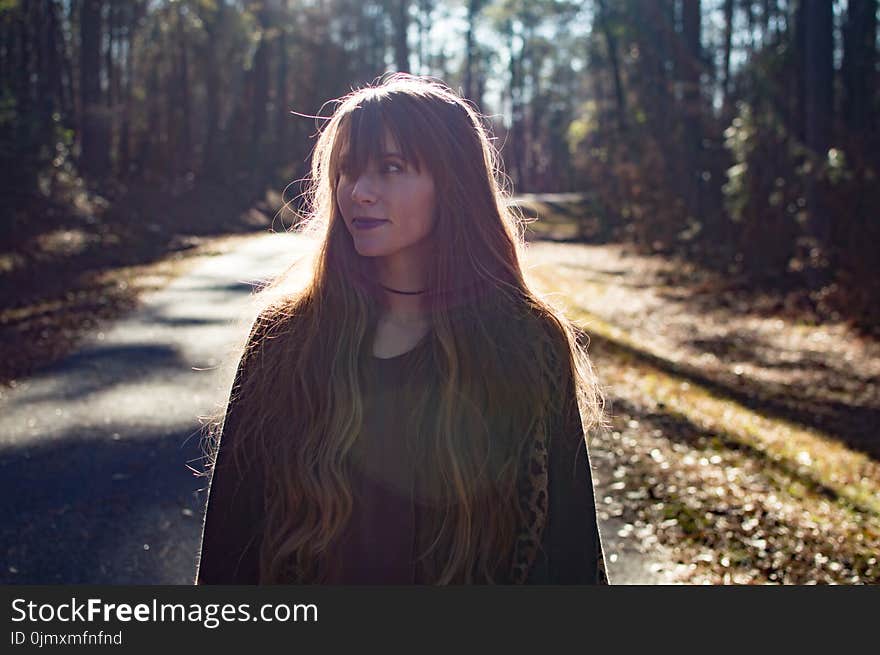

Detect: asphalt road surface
0,231,675,584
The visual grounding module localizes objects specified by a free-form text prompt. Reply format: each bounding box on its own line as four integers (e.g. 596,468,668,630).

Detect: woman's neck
374,254,429,324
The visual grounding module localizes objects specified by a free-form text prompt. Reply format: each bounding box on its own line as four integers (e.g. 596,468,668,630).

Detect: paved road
0,230,675,584
0,232,310,584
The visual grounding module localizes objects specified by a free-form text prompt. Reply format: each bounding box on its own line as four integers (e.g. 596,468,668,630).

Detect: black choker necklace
379,283,427,295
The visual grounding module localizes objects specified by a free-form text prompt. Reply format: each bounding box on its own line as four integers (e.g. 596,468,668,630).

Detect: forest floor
520,200,880,584
3,192,878,584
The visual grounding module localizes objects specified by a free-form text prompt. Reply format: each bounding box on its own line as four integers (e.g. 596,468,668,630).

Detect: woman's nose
351,174,378,204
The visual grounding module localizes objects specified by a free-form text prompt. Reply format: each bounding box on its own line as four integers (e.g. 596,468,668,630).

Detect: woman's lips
352,218,389,230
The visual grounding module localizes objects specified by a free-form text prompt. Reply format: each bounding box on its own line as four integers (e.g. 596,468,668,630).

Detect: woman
195,73,610,585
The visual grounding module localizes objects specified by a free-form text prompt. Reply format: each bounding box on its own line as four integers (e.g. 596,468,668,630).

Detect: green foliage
565,107,596,155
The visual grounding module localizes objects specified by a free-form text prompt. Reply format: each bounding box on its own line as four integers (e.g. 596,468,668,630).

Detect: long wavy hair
205,73,605,584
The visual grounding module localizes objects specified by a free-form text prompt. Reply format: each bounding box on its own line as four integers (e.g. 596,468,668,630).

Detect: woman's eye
382,161,403,174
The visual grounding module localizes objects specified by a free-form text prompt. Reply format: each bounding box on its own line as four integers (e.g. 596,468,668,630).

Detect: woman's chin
353,244,390,258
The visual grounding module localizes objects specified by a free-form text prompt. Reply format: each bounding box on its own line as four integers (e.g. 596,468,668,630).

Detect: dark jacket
195,321,609,585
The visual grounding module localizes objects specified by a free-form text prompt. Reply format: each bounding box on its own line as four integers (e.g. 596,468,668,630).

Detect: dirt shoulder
1,180,293,387
527,241,880,584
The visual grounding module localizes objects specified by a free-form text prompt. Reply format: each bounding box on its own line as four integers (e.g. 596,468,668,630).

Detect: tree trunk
597,0,627,132
722,0,734,112
118,2,144,179
638,0,673,138
805,0,833,157
507,21,525,189
34,0,47,119
681,0,702,222
251,36,269,163
393,0,410,73
44,0,63,124
18,3,32,117
202,2,223,176
105,1,114,110
793,0,807,142
681,0,702,104
79,0,108,179
275,12,290,172
176,1,192,175
743,0,755,49
464,0,479,100
803,0,834,282
58,0,76,121
250,25,270,185
760,0,771,43
841,0,877,135
105,1,117,175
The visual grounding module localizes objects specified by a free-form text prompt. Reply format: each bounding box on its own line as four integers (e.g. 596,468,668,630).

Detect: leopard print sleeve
509,426,550,584
517,367,610,585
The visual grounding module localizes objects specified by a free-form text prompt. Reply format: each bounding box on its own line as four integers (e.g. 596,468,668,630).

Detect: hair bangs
332,95,433,181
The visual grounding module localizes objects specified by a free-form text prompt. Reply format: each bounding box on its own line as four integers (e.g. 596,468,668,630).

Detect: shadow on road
0,423,209,584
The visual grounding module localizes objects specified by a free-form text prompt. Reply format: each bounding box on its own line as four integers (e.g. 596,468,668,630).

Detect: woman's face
336,129,437,262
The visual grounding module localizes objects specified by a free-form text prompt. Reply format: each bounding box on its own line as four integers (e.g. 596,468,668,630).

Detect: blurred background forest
2,0,880,586
2,0,878,335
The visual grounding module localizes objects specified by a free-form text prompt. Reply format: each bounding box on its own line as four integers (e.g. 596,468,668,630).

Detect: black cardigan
195,326,609,585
